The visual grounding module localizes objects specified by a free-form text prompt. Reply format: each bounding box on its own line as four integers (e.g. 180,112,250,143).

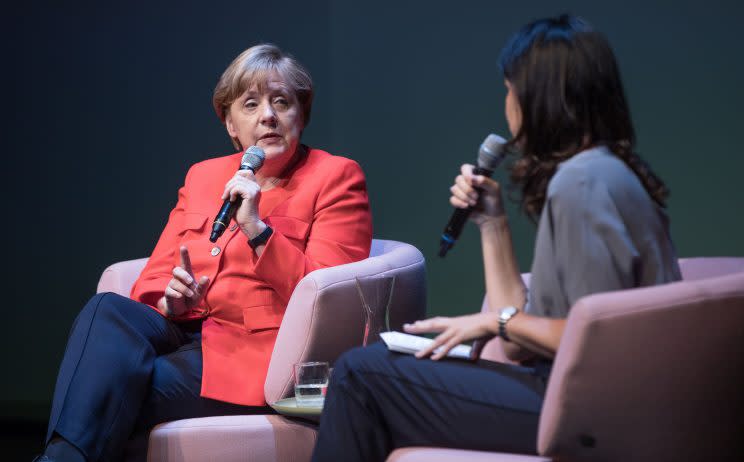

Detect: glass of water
355,275,396,346
294,361,329,407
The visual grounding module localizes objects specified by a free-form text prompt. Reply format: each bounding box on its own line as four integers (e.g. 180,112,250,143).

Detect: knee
78,292,136,321
333,342,389,382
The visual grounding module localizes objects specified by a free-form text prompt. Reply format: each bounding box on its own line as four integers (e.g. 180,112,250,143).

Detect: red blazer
130,148,372,405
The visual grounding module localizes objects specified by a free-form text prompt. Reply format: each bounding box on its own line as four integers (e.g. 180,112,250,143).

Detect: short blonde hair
212,44,314,149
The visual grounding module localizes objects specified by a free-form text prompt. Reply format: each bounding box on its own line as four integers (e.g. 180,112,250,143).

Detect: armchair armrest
264,239,426,403
96,258,149,296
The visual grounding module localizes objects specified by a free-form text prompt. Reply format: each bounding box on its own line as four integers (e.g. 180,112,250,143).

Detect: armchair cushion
146,415,316,462
388,447,550,462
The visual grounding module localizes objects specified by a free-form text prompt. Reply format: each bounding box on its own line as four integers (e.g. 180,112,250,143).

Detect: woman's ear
224,112,243,151
225,112,237,138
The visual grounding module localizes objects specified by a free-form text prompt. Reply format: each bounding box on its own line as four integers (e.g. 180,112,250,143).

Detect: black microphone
438,134,507,257
209,146,266,243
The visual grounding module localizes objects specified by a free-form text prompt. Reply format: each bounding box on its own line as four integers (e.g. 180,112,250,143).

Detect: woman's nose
260,103,277,126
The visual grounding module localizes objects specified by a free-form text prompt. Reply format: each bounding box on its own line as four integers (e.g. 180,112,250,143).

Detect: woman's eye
244,99,258,109
273,97,289,108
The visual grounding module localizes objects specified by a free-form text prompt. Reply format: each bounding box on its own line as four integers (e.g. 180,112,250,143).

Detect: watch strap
248,225,273,249
498,306,518,342
499,317,510,342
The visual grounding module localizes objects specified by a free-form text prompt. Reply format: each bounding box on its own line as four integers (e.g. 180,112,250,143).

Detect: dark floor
2,420,46,460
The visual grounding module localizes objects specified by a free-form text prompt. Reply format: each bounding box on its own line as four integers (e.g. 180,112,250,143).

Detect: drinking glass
294,361,329,406
354,275,396,346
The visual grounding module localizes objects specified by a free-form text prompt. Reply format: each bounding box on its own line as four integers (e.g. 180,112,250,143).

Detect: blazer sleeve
129,165,204,316
247,158,373,303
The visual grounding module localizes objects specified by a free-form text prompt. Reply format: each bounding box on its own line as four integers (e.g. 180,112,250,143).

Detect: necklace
259,145,306,191
260,176,282,191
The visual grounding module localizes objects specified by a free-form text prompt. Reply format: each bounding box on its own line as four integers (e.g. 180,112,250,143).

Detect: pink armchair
97,239,427,462
389,257,744,461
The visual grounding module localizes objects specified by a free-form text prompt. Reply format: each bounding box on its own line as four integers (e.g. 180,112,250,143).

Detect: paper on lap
380,331,472,359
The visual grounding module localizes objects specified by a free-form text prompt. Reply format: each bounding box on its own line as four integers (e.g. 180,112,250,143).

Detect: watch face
500,306,518,319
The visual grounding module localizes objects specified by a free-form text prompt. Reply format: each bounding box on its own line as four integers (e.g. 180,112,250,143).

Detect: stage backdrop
4,0,743,426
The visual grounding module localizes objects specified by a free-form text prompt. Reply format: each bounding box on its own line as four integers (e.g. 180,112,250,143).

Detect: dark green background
4,0,743,452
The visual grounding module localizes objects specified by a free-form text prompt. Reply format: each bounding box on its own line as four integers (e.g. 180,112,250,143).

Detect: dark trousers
311,342,550,462
46,293,267,462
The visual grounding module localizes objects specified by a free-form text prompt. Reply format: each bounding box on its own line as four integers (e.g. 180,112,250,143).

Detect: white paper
380,331,472,359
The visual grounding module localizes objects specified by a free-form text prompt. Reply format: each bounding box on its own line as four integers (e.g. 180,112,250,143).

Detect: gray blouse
525,146,681,318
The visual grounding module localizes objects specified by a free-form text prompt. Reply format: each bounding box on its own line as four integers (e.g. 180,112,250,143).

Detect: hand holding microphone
451,164,506,225
439,134,508,257
210,146,266,242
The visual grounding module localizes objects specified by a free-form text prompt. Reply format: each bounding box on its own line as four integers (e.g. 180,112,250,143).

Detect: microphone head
241,145,266,172
477,134,507,171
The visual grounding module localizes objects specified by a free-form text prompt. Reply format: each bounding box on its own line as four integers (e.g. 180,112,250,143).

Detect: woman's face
225,71,303,165
504,80,522,137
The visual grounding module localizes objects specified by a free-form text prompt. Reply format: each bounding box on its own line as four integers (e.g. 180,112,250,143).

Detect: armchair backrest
97,257,148,296
477,258,744,365
678,256,744,281
264,239,427,403
537,268,744,460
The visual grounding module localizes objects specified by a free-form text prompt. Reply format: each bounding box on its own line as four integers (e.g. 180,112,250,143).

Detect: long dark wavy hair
499,15,669,221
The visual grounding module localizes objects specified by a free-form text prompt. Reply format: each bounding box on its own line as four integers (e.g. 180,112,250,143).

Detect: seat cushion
147,415,317,462
387,447,550,462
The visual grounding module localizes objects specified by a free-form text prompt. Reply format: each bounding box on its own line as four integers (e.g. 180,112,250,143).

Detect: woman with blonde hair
37,44,372,462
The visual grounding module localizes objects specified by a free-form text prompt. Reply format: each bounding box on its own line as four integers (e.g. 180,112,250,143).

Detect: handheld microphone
438,134,507,257
209,146,266,243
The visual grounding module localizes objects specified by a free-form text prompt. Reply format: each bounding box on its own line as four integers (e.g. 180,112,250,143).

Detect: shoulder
304,148,363,171
297,147,366,182
173,152,242,192
547,146,643,201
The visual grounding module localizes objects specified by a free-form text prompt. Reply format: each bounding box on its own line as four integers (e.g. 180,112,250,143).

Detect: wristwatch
498,306,519,342
248,225,273,249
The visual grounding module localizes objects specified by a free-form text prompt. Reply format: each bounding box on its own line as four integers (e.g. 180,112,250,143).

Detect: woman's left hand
221,170,264,238
403,312,498,360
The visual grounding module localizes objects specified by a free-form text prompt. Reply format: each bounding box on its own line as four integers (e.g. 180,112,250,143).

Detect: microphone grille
241,145,266,172
477,134,507,171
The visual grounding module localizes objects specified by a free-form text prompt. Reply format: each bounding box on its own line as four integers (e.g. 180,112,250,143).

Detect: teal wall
4,0,743,425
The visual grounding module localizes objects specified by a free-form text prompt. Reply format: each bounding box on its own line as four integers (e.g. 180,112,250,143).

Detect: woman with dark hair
311,15,680,461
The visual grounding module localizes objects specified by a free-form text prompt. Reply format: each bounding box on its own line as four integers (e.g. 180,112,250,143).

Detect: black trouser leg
46,293,191,462
123,338,270,462
312,342,549,462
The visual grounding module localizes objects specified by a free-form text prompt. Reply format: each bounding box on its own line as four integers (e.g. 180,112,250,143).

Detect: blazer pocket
184,212,208,230
265,215,310,242
181,212,209,239
243,305,283,333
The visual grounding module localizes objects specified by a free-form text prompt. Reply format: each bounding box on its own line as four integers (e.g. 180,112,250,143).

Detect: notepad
380,331,472,359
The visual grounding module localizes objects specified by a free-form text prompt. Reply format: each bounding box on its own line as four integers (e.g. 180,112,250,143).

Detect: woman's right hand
157,246,210,317
449,163,506,227
403,312,499,361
